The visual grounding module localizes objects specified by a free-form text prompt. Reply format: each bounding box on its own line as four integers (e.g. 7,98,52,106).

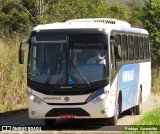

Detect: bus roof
33,18,148,35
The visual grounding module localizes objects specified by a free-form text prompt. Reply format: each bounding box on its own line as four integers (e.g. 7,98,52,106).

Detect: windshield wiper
70,60,91,87
45,59,59,85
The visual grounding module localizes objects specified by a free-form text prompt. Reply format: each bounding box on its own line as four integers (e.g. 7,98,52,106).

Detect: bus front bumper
28,97,115,119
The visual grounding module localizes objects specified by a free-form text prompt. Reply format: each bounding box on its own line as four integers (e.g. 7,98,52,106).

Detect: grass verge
0,37,28,112
122,107,160,134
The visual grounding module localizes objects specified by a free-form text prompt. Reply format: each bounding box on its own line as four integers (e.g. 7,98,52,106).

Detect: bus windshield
28,33,108,85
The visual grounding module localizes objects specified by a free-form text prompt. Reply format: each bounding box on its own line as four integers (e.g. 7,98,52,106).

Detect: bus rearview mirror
19,50,24,64
117,45,121,57
110,35,118,44
19,39,28,64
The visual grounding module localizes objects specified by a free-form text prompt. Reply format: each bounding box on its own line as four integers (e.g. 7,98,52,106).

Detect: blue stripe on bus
87,88,104,102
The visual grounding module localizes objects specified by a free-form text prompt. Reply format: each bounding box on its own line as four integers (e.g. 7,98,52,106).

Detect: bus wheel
108,101,119,125
108,114,118,125
134,90,142,115
44,119,56,127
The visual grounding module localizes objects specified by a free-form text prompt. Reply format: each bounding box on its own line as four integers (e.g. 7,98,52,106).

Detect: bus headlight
29,94,41,104
29,95,34,100
96,91,109,101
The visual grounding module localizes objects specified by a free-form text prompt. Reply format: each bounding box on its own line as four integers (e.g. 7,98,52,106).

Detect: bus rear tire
44,119,56,127
134,90,142,115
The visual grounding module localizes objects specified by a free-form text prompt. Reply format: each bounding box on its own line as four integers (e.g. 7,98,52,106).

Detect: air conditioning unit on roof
66,18,131,28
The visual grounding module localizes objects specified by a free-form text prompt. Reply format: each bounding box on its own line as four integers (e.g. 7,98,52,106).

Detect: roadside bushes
0,35,27,112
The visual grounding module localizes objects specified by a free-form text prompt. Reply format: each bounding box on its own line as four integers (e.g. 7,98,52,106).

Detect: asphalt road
0,110,128,131
0,93,160,133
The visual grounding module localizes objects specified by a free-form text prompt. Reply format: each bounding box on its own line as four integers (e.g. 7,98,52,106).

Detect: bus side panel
138,62,151,103
118,63,139,112
109,74,119,117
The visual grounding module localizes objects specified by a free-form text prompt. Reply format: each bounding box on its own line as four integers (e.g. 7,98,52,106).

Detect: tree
22,0,56,24
0,0,133,36
0,0,32,35
133,0,160,66
0,0,55,35
46,0,108,22
106,0,132,21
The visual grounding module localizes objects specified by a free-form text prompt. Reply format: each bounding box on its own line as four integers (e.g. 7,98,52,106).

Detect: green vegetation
0,36,28,112
133,107,160,125
0,0,159,112
122,107,160,134
0,0,132,34
133,0,160,66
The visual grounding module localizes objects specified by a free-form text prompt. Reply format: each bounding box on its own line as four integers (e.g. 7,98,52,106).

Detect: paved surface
0,93,160,133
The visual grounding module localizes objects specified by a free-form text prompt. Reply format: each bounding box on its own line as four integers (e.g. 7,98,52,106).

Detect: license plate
60,114,75,119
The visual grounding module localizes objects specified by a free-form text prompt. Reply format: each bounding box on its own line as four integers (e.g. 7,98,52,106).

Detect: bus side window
146,37,150,59
110,41,116,70
115,34,122,62
144,37,147,59
122,34,128,61
134,36,139,60
128,35,134,60
142,37,145,59
144,37,150,59
139,37,144,60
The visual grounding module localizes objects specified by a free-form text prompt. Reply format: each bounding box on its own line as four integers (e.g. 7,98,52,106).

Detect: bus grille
45,108,90,117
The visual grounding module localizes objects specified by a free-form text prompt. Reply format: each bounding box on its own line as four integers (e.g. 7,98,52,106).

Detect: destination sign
70,42,106,49
74,43,103,47
69,33,107,49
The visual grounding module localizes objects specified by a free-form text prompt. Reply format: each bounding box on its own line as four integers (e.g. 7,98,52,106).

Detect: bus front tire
44,119,56,127
108,114,118,125
108,101,120,125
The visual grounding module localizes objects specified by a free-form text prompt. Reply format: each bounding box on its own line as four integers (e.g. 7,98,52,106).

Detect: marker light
101,109,108,114
31,111,35,115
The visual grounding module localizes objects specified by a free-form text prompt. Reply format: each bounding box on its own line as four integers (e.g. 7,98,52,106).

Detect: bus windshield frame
27,31,109,94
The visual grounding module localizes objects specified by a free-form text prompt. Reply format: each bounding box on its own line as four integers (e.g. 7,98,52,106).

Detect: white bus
19,18,151,126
